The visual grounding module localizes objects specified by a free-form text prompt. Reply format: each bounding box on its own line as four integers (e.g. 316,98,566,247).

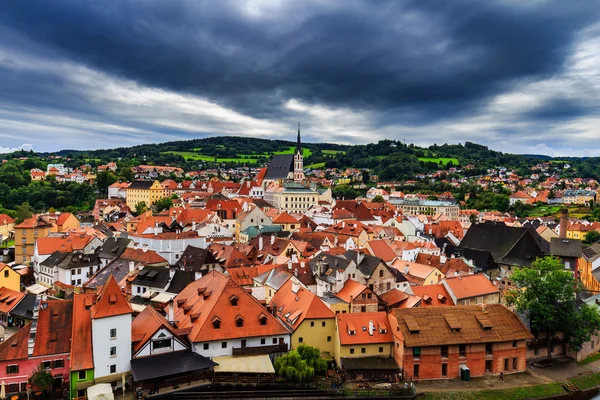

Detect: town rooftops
126,180,157,190
131,306,184,353
33,299,74,357
443,274,500,300
335,279,368,303
391,304,533,347
70,293,95,371
0,286,25,314
90,275,133,319
0,322,31,361
270,280,334,330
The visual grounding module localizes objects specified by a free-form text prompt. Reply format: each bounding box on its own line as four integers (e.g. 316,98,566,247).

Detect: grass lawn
2,240,14,248
570,372,600,390
421,383,564,400
578,353,600,366
418,157,459,165
322,149,346,155
528,205,562,217
272,146,312,158
161,151,260,163
306,162,326,169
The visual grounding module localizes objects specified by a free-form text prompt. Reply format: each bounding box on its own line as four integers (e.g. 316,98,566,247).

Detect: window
379,347,384,353
110,365,116,374
222,342,227,348
41,361,51,369
236,317,244,327
110,346,116,357
413,364,420,378
213,319,221,329
459,344,466,357
3,270,8,278
310,321,314,327
512,357,518,370
361,348,366,354
412,347,421,360
441,345,448,358
441,363,448,377
512,340,518,348
259,315,268,326
6,364,18,374
273,338,277,344
486,343,492,355
203,343,209,350
110,328,117,339
485,359,492,372
79,370,86,380
297,337,303,343
327,336,332,342
20,382,27,392
350,348,355,354
322,321,326,327
152,337,172,350
379,270,384,277
241,339,246,347
230,295,238,306
54,359,64,368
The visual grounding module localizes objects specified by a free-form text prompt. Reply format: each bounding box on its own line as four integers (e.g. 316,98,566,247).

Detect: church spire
296,122,301,155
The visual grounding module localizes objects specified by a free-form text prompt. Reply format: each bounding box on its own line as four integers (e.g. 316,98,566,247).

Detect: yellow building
269,280,337,356
263,183,319,213
566,224,590,241
124,180,166,210
14,213,79,264
333,312,397,378
0,213,15,243
0,263,21,292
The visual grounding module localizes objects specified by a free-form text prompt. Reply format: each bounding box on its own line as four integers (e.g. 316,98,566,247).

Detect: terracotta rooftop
367,240,397,263
444,274,500,300
335,279,368,303
131,306,182,353
33,299,73,357
90,275,133,319
336,312,393,345
391,304,533,347
121,247,168,265
70,293,95,371
269,279,334,330
0,286,26,314
411,284,454,307
0,322,30,361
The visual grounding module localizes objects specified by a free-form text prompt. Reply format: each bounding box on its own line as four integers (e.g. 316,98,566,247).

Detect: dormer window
259,313,268,326
230,295,239,307
212,317,221,329
235,315,244,327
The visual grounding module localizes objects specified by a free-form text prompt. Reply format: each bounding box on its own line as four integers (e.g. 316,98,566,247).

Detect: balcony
232,343,288,356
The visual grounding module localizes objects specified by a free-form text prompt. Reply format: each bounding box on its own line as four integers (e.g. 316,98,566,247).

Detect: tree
15,201,34,223
371,195,385,203
362,170,370,184
29,365,55,391
506,256,600,360
135,201,147,215
154,197,173,213
274,344,327,381
585,230,600,244
96,171,118,194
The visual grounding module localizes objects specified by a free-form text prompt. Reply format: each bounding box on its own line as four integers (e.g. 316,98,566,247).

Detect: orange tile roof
36,234,93,255
0,286,25,314
444,275,500,300
135,215,174,234
335,279,367,303
33,299,73,356
411,284,454,307
173,270,289,342
0,213,15,225
70,293,95,371
91,275,133,319
391,305,533,347
176,208,214,226
273,212,299,224
131,306,182,353
269,280,334,330
379,289,412,308
120,247,168,265
0,322,30,361
336,312,393,345
367,240,397,262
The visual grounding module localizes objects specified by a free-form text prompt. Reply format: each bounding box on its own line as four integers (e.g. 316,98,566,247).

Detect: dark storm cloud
524,98,597,121
0,0,596,122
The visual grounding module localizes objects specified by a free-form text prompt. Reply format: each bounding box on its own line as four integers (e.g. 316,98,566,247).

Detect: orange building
14,213,79,264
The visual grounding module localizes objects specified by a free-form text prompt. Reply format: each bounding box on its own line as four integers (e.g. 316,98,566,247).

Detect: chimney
270,234,275,245
129,261,135,274
560,208,568,239
169,268,176,280
167,300,175,322
404,265,409,274
291,282,300,293
342,221,345,229
192,219,196,231
334,233,339,247
259,235,264,251
368,320,374,336
288,260,293,270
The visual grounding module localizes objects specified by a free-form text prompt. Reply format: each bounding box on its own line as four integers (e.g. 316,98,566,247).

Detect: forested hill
4,136,600,181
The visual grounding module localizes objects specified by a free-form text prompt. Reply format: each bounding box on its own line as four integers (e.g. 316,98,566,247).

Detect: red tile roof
444,275,500,300
411,284,454,307
0,286,25,314
0,323,31,361
33,299,73,356
336,312,393,345
131,306,182,353
70,293,95,371
269,280,334,330
173,270,289,343
273,212,299,224
0,213,15,225
36,234,94,255
367,240,397,263
91,275,133,319
120,247,168,265
335,280,367,303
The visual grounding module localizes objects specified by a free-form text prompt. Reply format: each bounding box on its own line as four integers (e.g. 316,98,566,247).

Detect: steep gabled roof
264,154,294,179
33,299,73,357
70,293,95,371
132,306,185,353
0,286,25,314
176,245,220,272
91,275,133,319
337,312,392,345
335,280,368,303
269,279,334,330
0,323,31,361
173,271,289,342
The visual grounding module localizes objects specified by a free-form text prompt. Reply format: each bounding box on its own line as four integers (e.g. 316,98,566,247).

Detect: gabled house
0,263,21,292
335,280,379,313
69,293,95,399
171,271,291,358
269,280,336,355
442,275,501,306
308,253,359,296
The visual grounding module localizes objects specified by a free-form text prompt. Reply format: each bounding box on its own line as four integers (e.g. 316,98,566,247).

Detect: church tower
293,122,305,182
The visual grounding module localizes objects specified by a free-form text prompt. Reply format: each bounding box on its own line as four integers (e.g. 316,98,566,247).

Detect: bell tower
293,122,304,182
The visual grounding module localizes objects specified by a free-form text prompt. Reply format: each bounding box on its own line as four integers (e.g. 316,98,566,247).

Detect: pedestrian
499,372,504,382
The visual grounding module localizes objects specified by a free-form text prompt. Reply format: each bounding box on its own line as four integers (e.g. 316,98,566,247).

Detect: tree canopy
506,256,600,359
274,344,327,381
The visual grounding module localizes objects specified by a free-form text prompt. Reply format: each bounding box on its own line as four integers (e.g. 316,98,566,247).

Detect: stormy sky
0,0,599,156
